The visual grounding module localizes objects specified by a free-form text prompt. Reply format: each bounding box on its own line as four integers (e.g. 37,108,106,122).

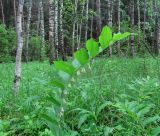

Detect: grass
0,57,160,135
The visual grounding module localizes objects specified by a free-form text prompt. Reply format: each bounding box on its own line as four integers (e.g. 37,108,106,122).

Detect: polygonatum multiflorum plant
42,25,132,135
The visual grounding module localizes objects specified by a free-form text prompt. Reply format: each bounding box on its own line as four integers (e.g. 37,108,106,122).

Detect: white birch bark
59,0,66,60
117,0,121,56
39,0,45,61
108,0,113,57
37,1,40,36
137,0,141,52
77,0,85,49
54,0,59,58
14,0,24,96
72,0,78,54
49,0,56,64
25,0,32,62
85,0,89,41
0,0,4,24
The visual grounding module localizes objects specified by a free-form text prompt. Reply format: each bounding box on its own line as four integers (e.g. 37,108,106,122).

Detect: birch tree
96,0,101,36
85,0,89,41
137,0,141,52
49,0,56,64
37,1,40,36
59,0,66,60
72,0,78,54
117,0,121,56
39,0,45,61
131,0,135,56
0,0,4,24
25,0,32,62
107,0,113,57
143,0,147,40
54,0,59,58
77,0,85,49
14,0,24,96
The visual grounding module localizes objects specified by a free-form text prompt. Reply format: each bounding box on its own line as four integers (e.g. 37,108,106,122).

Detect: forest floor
0,57,160,135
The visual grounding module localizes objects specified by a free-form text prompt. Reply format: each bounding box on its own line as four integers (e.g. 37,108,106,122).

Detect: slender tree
117,0,121,56
13,0,17,27
77,0,85,49
131,0,135,56
90,0,94,38
25,0,32,62
54,0,59,58
14,0,24,96
96,0,101,36
143,0,147,40
85,0,89,41
108,0,113,57
59,0,66,60
37,1,40,36
49,0,56,64
0,0,4,24
39,0,45,61
72,0,78,53
137,0,141,52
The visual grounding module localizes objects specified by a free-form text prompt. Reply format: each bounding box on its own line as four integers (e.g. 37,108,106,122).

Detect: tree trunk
108,0,113,57
72,0,78,54
13,0,17,27
153,0,160,55
13,0,24,96
54,0,59,58
77,0,85,49
85,0,89,41
59,0,66,60
39,0,45,61
157,16,160,55
96,0,101,36
90,0,94,38
131,0,135,56
76,23,79,50
36,2,40,36
117,0,121,56
143,0,147,40
0,0,4,24
49,0,56,64
25,0,32,62
137,0,141,52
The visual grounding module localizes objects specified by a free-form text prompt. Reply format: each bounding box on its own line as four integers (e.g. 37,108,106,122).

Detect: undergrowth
0,57,160,135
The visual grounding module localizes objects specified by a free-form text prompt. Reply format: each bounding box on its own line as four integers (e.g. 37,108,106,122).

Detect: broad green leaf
137,105,153,118
86,39,99,57
74,48,89,65
96,101,112,116
78,114,89,128
151,127,160,136
41,114,58,125
47,96,61,107
50,80,65,89
99,26,112,49
142,116,160,127
112,32,130,43
54,61,75,75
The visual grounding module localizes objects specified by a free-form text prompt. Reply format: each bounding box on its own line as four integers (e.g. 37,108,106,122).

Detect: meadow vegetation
0,57,160,135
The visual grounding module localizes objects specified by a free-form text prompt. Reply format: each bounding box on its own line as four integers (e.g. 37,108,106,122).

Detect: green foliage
86,39,99,57
0,25,160,136
28,36,41,61
42,26,131,135
0,24,16,62
99,26,112,49
0,57,160,135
